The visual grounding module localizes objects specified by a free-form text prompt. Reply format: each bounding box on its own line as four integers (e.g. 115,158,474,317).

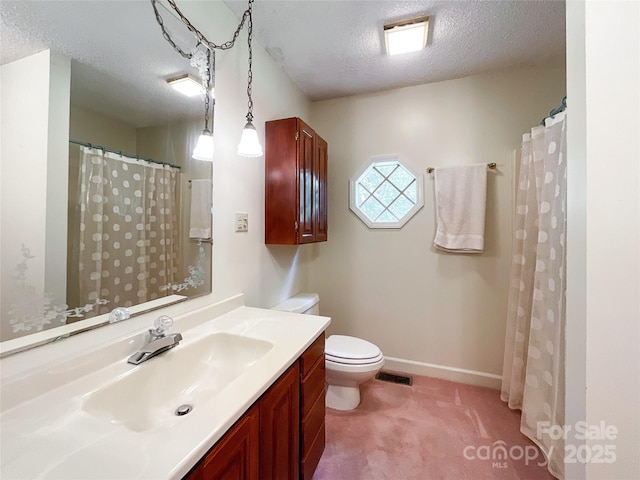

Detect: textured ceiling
0,1,206,128
1,0,566,127
224,0,566,101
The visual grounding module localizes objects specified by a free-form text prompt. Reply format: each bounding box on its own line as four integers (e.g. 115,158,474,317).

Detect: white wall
566,2,640,478
309,62,566,387
45,53,71,308
0,50,70,341
69,105,137,153
565,1,587,478
176,1,312,309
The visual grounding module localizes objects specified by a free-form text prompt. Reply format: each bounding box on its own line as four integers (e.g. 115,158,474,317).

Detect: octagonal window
349,156,424,228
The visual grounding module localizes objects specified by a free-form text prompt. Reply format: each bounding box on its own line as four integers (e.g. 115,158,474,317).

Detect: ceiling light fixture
167,73,204,97
384,16,430,56
166,73,215,99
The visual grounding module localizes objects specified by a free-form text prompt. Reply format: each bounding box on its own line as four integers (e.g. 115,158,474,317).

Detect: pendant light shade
237,122,263,157
235,0,263,158
192,130,214,161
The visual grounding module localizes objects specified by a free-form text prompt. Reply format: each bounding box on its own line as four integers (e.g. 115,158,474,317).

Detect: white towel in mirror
189,179,212,239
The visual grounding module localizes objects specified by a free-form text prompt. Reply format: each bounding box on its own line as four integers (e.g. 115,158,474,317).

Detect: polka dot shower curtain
501,112,567,479
74,147,180,315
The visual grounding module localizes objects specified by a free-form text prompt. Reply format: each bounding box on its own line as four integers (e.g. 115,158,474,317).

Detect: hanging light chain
246,0,254,123
150,0,260,157
203,48,212,132
151,0,251,57
150,0,193,59
150,0,254,122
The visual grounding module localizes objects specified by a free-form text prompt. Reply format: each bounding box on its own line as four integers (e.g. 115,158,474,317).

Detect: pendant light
151,0,261,159
237,0,263,158
192,130,213,161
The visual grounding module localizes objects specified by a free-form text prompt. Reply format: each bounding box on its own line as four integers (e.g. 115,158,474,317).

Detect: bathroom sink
82,333,273,432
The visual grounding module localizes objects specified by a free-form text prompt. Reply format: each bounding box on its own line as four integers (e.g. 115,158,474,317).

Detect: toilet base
326,384,361,411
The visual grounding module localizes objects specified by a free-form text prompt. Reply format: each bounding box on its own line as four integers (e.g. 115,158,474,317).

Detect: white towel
433,164,487,253
189,179,212,239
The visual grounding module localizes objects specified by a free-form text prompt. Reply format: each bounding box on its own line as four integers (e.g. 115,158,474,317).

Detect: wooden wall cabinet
265,117,328,245
184,334,326,480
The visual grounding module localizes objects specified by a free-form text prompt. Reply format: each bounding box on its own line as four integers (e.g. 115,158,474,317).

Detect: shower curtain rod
69,139,181,170
540,96,567,125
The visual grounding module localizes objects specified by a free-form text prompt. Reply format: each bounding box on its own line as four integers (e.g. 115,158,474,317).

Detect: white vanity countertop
0,300,330,479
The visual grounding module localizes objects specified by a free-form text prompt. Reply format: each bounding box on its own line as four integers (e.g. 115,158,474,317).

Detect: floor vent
375,371,413,386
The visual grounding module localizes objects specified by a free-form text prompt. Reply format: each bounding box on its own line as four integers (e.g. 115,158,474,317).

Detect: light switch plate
235,212,248,232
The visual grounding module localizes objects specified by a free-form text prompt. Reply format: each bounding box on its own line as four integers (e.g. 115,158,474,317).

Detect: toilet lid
325,335,382,363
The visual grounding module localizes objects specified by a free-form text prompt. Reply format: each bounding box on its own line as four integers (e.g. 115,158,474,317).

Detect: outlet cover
235,212,248,232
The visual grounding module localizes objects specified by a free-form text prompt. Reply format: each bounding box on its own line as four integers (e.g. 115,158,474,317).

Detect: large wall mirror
0,1,214,353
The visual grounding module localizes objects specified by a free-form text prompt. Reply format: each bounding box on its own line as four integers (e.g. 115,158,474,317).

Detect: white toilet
271,293,384,411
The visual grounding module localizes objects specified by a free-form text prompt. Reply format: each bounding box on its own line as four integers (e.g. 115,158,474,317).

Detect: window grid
356,163,417,223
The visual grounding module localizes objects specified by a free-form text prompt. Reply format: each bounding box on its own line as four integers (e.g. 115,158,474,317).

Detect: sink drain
175,404,193,416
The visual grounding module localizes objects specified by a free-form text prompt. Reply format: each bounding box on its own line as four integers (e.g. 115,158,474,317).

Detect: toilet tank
271,293,320,315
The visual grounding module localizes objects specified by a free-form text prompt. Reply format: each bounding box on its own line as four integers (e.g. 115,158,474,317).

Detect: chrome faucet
127,315,182,365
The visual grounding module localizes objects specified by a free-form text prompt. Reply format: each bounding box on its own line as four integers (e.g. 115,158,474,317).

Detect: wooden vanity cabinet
259,364,300,480
265,117,328,245
299,333,326,480
192,407,260,480
183,335,326,480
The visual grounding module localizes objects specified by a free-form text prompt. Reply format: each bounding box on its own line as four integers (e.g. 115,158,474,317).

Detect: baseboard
383,356,502,390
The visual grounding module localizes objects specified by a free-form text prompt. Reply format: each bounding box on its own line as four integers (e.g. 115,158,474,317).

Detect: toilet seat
326,335,383,365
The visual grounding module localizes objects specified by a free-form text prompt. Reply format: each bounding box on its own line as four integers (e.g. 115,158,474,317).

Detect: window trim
349,155,424,229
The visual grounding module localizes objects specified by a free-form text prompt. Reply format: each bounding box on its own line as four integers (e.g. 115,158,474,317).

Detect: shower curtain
74,146,180,315
501,112,567,479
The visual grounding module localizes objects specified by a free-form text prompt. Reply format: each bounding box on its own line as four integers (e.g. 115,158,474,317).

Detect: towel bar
426,162,497,174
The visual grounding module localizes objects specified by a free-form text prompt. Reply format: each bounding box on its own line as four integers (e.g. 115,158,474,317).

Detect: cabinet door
298,120,316,244
259,363,300,480
265,117,328,245
314,135,328,242
265,118,299,245
300,334,326,480
198,407,260,480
